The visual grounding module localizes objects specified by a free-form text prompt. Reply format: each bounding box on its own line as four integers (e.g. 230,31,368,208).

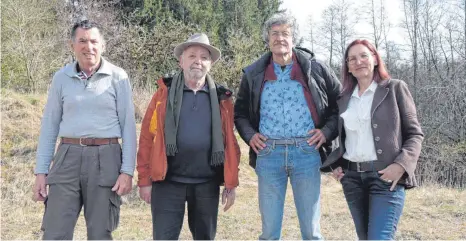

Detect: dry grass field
1,89,466,240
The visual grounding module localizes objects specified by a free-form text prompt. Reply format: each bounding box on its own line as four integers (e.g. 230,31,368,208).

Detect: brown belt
61,137,119,146
347,160,387,172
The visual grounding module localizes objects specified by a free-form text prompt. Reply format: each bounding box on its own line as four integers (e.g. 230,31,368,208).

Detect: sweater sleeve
35,73,63,174
116,73,137,176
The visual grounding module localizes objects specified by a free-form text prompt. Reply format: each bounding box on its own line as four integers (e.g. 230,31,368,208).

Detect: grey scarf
164,72,225,166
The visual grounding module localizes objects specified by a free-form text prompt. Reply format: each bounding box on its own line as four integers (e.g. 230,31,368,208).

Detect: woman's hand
378,163,406,191
332,166,345,182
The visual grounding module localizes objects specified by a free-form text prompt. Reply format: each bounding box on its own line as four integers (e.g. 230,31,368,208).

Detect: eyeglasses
346,53,374,65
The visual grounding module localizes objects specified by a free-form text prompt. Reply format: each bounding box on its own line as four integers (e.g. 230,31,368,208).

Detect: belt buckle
79,137,87,147
356,162,364,172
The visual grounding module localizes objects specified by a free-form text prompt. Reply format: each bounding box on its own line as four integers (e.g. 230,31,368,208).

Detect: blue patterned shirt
259,62,315,139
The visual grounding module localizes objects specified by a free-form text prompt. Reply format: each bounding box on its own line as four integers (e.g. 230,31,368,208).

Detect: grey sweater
35,58,137,176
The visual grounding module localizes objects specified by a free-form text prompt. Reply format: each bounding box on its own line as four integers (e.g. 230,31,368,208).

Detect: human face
71,27,104,70
268,24,293,56
347,44,378,81
179,45,212,80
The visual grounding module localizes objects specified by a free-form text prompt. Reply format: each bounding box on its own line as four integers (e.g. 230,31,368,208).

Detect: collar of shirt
64,57,112,78
272,61,292,76
184,83,209,93
77,71,91,81
76,61,102,79
263,51,306,83
351,80,378,98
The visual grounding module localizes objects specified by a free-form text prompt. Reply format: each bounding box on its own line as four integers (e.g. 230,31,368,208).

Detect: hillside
1,89,465,239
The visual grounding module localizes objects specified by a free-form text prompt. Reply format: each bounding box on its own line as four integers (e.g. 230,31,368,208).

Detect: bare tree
365,0,391,49
317,5,338,66
462,0,466,62
334,0,356,61
305,14,316,52
362,0,393,68
463,0,466,62
1,0,67,92
316,0,355,67
400,0,466,187
403,0,420,103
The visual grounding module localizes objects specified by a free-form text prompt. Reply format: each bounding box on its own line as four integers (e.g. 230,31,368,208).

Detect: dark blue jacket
234,47,341,168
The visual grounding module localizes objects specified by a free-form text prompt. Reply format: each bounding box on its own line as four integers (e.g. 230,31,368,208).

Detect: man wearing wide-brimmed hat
136,33,240,240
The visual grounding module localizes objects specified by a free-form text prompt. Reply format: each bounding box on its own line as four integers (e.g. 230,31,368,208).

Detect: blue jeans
341,170,405,240
255,138,323,240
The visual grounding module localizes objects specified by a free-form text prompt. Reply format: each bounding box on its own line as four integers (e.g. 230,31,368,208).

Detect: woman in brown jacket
321,39,424,240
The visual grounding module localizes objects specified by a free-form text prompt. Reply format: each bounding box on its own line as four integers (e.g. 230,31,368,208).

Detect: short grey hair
262,12,299,46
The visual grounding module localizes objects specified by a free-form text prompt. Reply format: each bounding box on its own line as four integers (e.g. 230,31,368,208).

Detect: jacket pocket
107,192,122,232
98,144,122,187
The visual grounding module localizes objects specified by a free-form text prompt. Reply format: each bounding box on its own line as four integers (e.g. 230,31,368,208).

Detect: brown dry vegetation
1,89,466,240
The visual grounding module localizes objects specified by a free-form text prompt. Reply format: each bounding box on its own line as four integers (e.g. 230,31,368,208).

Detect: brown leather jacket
137,77,241,189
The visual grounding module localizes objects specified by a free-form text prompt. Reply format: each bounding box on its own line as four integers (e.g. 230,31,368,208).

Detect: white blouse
341,81,378,163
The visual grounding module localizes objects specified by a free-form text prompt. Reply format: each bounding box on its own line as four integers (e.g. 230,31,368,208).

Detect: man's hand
307,129,327,149
111,173,133,196
249,133,267,154
221,187,236,212
378,163,406,191
139,186,152,204
33,174,48,202
331,166,345,182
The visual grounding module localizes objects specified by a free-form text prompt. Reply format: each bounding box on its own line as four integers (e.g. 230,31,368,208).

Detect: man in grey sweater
32,20,137,240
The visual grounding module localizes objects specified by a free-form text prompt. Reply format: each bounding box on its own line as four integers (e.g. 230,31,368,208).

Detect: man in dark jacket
234,13,341,240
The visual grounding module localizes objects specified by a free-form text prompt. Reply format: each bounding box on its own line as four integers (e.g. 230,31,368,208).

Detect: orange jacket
137,77,240,189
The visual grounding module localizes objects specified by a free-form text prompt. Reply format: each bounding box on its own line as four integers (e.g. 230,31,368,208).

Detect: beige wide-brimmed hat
173,33,221,63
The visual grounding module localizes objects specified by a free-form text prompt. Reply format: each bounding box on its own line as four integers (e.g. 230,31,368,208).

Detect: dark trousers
151,179,220,240
341,170,405,240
